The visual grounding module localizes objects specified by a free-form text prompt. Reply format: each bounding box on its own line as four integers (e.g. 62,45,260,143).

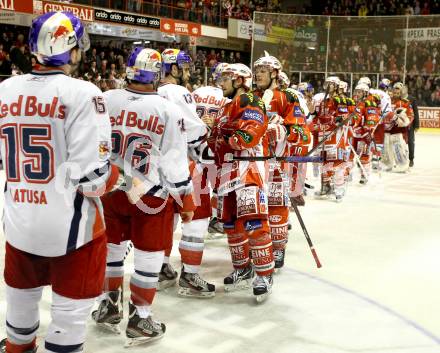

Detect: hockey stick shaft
291,202,322,268
349,143,368,177
225,155,323,163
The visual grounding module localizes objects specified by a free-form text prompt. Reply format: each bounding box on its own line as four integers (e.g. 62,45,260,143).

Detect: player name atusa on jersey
11,188,48,205
110,110,164,135
0,95,66,119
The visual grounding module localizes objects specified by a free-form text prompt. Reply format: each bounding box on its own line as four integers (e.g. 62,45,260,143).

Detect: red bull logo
53,25,69,39
51,17,73,41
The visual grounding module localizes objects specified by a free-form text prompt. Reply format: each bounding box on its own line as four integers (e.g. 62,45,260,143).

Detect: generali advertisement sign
160,18,201,37
34,1,94,22
419,107,440,128
0,0,33,13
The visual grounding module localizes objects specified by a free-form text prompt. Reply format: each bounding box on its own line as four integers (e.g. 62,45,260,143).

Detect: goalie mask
393,82,408,99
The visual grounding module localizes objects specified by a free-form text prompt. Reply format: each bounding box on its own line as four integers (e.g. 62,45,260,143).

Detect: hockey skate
224,265,254,292
273,249,285,272
315,182,332,198
178,268,216,298
92,290,123,334
157,263,178,291
253,274,273,303
359,175,368,185
125,303,165,347
0,339,37,353
207,217,225,239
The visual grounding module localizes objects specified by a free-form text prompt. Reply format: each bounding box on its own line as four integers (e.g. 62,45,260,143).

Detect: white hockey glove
395,108,410,128
262,89,274,111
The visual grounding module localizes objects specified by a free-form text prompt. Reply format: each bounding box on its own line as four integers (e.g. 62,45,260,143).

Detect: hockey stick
223,154,323,163
291,202,322,268
349,143,368,178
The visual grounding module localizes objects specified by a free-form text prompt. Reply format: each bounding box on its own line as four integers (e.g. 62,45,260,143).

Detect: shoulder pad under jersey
239,92,266,113
283,88,300,103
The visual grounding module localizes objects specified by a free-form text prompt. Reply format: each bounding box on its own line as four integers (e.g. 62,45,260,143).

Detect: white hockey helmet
358,76,372,87
253,50,282,72
222,63,253,90
324,76,340,90
354,82,370,93
278,71,290,87
338,80,348,93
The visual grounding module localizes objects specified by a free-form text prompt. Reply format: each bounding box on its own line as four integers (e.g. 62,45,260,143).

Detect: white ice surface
0,132,439,353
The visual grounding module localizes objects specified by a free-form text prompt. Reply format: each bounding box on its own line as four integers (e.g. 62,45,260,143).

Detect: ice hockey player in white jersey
92,47,195,347
0,11,119,353
157,48,214,297
192,62,229,237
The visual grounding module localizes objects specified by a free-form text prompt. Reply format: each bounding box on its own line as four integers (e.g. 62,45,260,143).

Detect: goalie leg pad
382,133,394,169
390,133,409,171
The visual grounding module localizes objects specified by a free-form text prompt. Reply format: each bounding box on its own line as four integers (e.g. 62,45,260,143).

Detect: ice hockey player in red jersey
92,48,195,346
253,53,311,271
383,82,414,173
313,76,350,202
0,12,119,353
351,84,382,184
208,63,274,302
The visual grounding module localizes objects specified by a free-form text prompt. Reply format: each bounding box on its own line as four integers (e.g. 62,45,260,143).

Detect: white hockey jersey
0,68,113,257
312,92,326,114
369,88,392,115
289,88,310,118
158,83,207,150
103,88,192,200
192,86,228,119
